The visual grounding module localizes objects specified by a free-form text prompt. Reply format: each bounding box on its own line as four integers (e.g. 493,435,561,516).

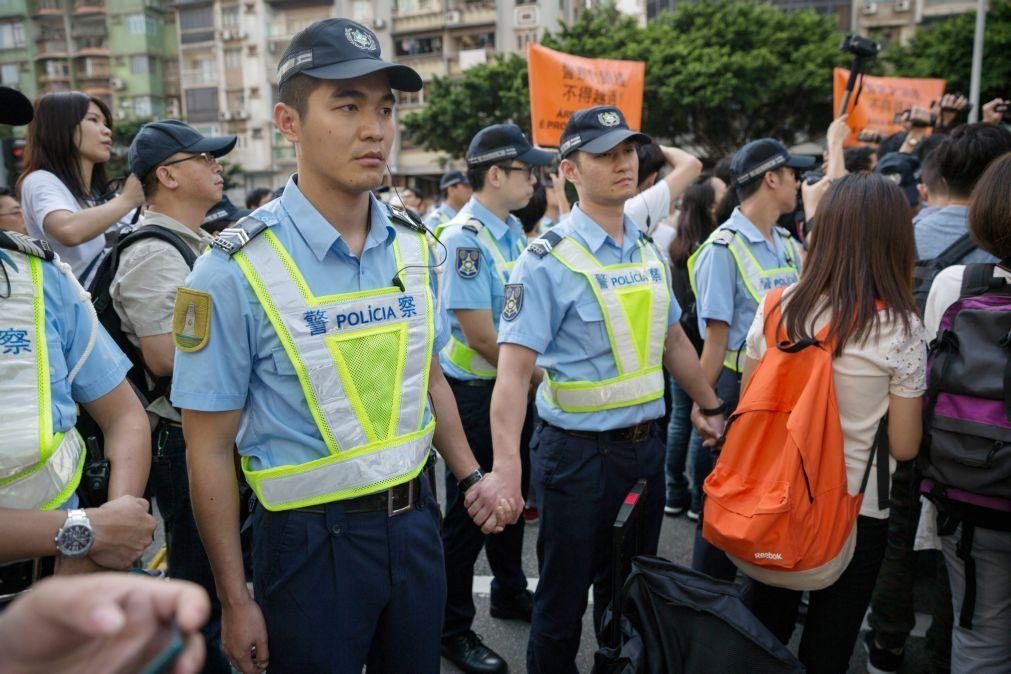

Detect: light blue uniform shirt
693,208,799,352
498,205,681,431
0,250,131,433
438,197,526,381
914,205,997,264
423,202,457,230
171,177,449,473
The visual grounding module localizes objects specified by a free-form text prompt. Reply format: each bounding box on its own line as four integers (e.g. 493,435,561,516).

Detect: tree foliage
886,0,1011,104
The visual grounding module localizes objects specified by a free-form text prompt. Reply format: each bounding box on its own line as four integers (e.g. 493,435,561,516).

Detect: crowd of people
0,15,1009,674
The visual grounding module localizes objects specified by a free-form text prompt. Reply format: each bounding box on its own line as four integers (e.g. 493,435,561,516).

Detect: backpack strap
955,522,977,630
858,418,891,511
959,262,999,299
934,233,977,271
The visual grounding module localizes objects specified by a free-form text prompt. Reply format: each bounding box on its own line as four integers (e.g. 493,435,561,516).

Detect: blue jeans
665,376,697,510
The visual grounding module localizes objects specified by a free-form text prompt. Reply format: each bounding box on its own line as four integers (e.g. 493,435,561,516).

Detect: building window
351,0,373,23
516,29,537,50
395,36,442,57
127,14,145,34
179,6,215,44
131,55,151,74
221,5,240,29
185,87,219,123
224,48,241,70
134,96,153,117
0,63,17,85
0,21,25,49
399,89,424,106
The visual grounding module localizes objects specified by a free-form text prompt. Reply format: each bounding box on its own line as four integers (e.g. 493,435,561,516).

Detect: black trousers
748,515,890,674
442,377,532,639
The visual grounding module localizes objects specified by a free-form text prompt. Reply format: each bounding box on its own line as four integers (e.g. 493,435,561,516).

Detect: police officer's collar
727,208,780,246
464,196,520,241
568,204,640,254
280,176,393,262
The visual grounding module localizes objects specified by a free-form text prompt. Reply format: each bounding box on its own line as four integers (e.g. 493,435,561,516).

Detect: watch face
59,524,93,556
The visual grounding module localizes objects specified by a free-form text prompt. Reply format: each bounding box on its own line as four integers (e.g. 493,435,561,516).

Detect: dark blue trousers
148,424,230,674
442,377,531,638
526,422,665,674
251,479,446,674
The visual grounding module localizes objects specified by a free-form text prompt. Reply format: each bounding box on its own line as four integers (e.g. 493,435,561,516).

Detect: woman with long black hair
17,92,144,284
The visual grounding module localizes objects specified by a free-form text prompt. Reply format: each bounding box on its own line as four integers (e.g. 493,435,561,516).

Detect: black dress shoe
441,632,508,674
489,588,533,622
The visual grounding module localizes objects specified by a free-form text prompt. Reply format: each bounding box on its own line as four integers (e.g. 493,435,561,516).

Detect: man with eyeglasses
105,119,237,673
0,188,27,235
436,123,552,673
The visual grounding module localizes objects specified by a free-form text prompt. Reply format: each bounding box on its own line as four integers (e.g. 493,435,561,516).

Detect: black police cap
439,170,469,190
278,18,421,92
558,106,650,159
466,124,553,168
730,138,817,187
128,120,236,182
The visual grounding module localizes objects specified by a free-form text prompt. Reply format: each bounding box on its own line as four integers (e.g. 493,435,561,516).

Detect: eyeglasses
161,152,218,168
498,164,535,180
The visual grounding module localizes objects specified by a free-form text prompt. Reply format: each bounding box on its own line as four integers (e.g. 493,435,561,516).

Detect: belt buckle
633,423,649,443
388,479,414,517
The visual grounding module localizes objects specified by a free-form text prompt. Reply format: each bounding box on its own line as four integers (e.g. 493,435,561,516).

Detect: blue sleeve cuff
497,329,548,354
171,390,247,412
72,354,131,404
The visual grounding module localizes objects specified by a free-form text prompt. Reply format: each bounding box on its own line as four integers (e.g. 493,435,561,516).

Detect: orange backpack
702,287,888,591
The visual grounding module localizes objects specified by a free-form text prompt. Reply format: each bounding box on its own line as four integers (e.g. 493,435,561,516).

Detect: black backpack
75,226,197,504
913,233,977,313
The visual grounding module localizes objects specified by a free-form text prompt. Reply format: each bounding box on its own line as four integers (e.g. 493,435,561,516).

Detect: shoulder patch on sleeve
527,229,563,258
173,288,212,352
0,230,55,261
712,229,736,247
211,216,268,255
456,247,481,279
502,284,524,321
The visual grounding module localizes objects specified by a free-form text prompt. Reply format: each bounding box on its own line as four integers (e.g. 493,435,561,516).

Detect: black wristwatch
457,469,484,493
700,399,727,417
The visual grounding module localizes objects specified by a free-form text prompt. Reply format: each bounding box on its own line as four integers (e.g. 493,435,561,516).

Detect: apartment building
858,0,979,45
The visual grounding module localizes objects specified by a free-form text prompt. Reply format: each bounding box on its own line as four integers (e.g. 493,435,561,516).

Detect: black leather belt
0,558,52,606
447,376,495,388
293,476,422,517
542,420,654,443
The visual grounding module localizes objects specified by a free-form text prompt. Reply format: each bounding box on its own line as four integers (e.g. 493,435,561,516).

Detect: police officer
487,106,725,674
171,19,514,674
438,124,551,673
687,138,812,580
424,170,472,231
0,87,154,594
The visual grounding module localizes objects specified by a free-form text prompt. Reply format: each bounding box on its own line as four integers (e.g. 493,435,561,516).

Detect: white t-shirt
21,170,107,283
625,180,675,265
746,290,928,519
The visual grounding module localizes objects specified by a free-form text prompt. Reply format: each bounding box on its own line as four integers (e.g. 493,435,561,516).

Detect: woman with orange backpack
711,173,926,673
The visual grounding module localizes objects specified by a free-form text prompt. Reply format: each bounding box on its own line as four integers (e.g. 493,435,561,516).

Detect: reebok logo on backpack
702,287,888,591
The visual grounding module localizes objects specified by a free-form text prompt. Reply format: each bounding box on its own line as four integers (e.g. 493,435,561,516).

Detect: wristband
700,399,727,417
457,469,484,493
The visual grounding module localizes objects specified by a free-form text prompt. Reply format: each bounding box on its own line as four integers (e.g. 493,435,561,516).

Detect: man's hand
801,175,832,224
0,573,209,674
691,404,725,448
464,472,521,534
934,93,968,127
982,98,1008,125
85,496,156,570
221,597,269,674
827,114,851,149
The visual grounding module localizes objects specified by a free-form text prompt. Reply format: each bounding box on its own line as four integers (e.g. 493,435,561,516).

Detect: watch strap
457,469,484,493
700,399,727,416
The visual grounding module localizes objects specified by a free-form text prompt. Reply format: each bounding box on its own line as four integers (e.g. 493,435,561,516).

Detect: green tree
888,0,1011,104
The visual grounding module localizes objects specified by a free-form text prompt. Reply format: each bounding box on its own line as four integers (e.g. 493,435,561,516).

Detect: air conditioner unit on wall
894,0,911,11
373,18,386,30
445,10,461,24
862,2,878,14
110,77,126,90
515,6,538,27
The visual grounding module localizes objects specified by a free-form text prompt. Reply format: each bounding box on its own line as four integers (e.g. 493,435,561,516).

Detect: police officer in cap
687,138,810,580
438,123,552,673
424,170,472,231
172,19,516,674
487,106,725,673
0,85,155,596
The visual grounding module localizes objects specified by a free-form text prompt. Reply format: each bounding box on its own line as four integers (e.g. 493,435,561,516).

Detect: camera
857,128,883,144
840,34,882,59
997,102,1011,122
893,106,936,128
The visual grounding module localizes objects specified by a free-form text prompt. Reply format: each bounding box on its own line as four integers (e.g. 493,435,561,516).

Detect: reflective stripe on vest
0,252,85,509
543,237,670,412
233,224,435,511
440,218,524,378
687,227,801,373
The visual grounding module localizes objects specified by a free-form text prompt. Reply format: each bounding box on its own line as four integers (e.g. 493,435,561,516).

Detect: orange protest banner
833,68,946,146
527,42,645,148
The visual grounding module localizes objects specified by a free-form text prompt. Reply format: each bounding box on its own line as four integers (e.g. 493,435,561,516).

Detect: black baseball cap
128,120,236,182
876,152,921,207
439,170,469,190
559,106,650,159
277,18,421,92
730,139,817,187
203,195,252,228
0,87,33,126
466,124,553,168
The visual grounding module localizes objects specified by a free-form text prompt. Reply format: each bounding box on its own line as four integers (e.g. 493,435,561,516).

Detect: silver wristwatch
55,509,94,559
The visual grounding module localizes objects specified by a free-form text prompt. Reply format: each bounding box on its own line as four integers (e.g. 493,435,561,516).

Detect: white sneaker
687,509,700,522
664,505,685,517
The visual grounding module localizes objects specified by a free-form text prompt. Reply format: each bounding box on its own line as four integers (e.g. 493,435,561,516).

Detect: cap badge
598,111,621,127
345,26,377,52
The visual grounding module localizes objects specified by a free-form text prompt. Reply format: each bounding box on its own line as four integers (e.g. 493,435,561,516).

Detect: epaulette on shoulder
387,204,428,234
774,225,794,239
527,229,563,258
711,228,737,247
211,216,268,255
462,218,484,235
0,230,55,261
